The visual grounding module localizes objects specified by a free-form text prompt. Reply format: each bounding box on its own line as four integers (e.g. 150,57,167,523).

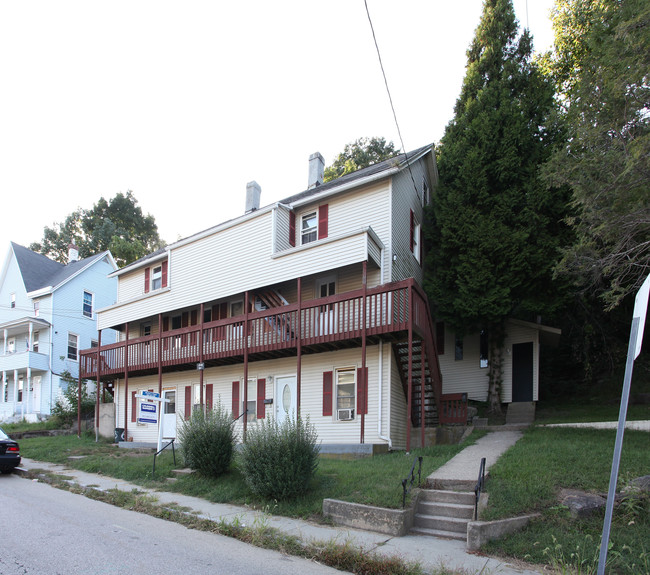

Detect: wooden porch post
361,261,367,444
199,303,204,409
243,291,249,441
421,341,425,448
95,330,102,438
406,284,413,452
123,324,129,440
297,277,302,415
157,314,163,395
77,371,82,439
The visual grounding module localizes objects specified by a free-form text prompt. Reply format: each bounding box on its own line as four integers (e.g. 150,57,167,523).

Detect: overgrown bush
238,414,319,501
51,371,96,425
178,402,236,477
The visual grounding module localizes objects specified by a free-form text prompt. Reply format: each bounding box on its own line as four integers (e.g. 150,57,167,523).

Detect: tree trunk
487,320,506,414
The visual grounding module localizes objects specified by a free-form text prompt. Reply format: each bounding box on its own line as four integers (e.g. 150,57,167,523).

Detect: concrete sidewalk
16,431,541,575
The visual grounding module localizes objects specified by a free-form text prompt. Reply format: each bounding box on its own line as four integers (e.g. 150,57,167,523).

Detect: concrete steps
411,489,475,541
506,402,535,425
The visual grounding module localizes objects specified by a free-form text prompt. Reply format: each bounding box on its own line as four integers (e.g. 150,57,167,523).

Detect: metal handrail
152,438,176,476
401,456,423,508
474,457,486,520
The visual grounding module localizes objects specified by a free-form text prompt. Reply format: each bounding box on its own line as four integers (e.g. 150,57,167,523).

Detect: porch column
26,367,32,417
124,324,129,440
13,369,19,417
77,370,82,439
243,291,250,441
297,278,302,415
96,329,102,436
2,370,5,403
406,284,413,452
199,303,204,409
157,314,163,395
3,329,7,354
360,261,367,444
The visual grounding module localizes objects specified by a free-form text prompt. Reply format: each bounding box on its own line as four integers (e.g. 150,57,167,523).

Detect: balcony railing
81,279,429,380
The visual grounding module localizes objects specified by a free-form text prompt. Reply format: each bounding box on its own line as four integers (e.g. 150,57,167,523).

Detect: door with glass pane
275,375,297,425
162,389,177,438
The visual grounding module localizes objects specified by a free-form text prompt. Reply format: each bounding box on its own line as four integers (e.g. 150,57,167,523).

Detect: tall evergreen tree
424,0,569,412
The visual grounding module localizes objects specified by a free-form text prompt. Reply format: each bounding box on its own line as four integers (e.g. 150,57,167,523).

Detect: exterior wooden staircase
411,489,475,541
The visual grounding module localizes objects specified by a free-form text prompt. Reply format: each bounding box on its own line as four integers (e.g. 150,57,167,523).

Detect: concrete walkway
427,430,523,491
15,430,541,575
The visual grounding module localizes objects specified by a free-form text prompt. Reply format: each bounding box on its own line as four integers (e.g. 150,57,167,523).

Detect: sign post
597,273,649,575
135,391,170,453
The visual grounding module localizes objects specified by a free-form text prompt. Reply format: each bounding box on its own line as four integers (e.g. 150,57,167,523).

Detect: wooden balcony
80,278,434,382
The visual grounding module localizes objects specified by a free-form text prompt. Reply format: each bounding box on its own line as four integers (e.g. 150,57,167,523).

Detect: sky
0,0,556,257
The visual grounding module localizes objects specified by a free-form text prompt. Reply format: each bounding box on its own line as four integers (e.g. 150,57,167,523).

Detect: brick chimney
68,243,79,263
308,152,324,189
245,181,261,214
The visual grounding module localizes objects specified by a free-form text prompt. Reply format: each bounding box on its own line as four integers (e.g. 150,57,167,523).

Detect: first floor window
67,333,79,361
18,379,23,402
245,378,257,423
33,332,39,353
336,367,356,420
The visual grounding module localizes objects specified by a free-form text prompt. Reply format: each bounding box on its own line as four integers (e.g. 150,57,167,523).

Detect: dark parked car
0,427,21,473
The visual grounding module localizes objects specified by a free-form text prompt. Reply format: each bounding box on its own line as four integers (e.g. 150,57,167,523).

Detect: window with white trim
412,219,421,263
335,367,356,421
34,300,40,317
83,291,93,318
301,211,318,245
243,378,257,423
11,293,15,309
67,333,79,361
33,332,39,353
151,265,163,291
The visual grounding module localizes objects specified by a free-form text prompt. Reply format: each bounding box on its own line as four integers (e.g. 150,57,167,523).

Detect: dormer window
151,266,162,290
144,260,168,293
301,211,318,245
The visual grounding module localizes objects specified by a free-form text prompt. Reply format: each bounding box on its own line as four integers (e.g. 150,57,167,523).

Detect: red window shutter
131,390,137,422
219,302,228,319
184,385,192,420
182,312,189,328
289,211,296,247
206,384,213,411
162,317,169,332
144,268,150,293
318,204,328,240
231,381,240,419
357,367,368,415
191,310,197,325
161,260,168,288
257,379,266,419
211,304,219,321
410,210,415,252
322,371,333,416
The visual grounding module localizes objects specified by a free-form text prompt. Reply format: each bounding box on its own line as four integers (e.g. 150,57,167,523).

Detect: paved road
0,473,345,575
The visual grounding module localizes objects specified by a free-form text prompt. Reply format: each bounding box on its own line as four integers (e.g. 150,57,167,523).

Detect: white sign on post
135,391,170,452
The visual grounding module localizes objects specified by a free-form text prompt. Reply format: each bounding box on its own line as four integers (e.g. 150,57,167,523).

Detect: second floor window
301,211,318,244
151,266,162,290
33,332,39,353
83,291,93,318
11,293,15,308
34,301,40,317
67,333,79,361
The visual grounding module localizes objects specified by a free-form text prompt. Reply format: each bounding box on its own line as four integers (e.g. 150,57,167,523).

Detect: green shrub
51,371,96,425
238,414,319,501
178,402,236,477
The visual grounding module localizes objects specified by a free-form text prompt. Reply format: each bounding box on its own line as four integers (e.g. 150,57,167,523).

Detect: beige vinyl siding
390,161,430,285
389,349,408,450
117,267,148,302
439,321,541,403
113,346,394,446
439,329,490,401
273,205,292,253
501,321,540,403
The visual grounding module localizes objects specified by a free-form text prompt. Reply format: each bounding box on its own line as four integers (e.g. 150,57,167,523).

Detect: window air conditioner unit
337,408,354,421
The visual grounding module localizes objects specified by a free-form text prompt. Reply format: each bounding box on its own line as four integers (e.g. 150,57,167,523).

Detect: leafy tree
424,0,570,412
323,137,399,182
30,191,163,267
543,0,650,310
51,371,96,426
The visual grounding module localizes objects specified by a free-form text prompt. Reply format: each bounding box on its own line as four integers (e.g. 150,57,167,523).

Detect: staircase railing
401,456,423,508
474,457,486,520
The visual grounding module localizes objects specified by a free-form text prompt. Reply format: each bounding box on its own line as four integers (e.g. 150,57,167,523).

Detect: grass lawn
18,430,485,518
482,426,650,574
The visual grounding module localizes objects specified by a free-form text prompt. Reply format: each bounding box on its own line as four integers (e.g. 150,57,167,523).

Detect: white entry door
162,389,177,439
275,375,297,425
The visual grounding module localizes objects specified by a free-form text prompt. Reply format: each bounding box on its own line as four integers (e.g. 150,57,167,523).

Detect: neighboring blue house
0,242,118,422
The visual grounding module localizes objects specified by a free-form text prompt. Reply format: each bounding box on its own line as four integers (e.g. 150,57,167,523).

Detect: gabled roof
113,143,435,276
279,143,433,206
10,242,115,295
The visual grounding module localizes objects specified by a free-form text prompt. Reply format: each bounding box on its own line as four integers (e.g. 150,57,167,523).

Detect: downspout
377,340,392,448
